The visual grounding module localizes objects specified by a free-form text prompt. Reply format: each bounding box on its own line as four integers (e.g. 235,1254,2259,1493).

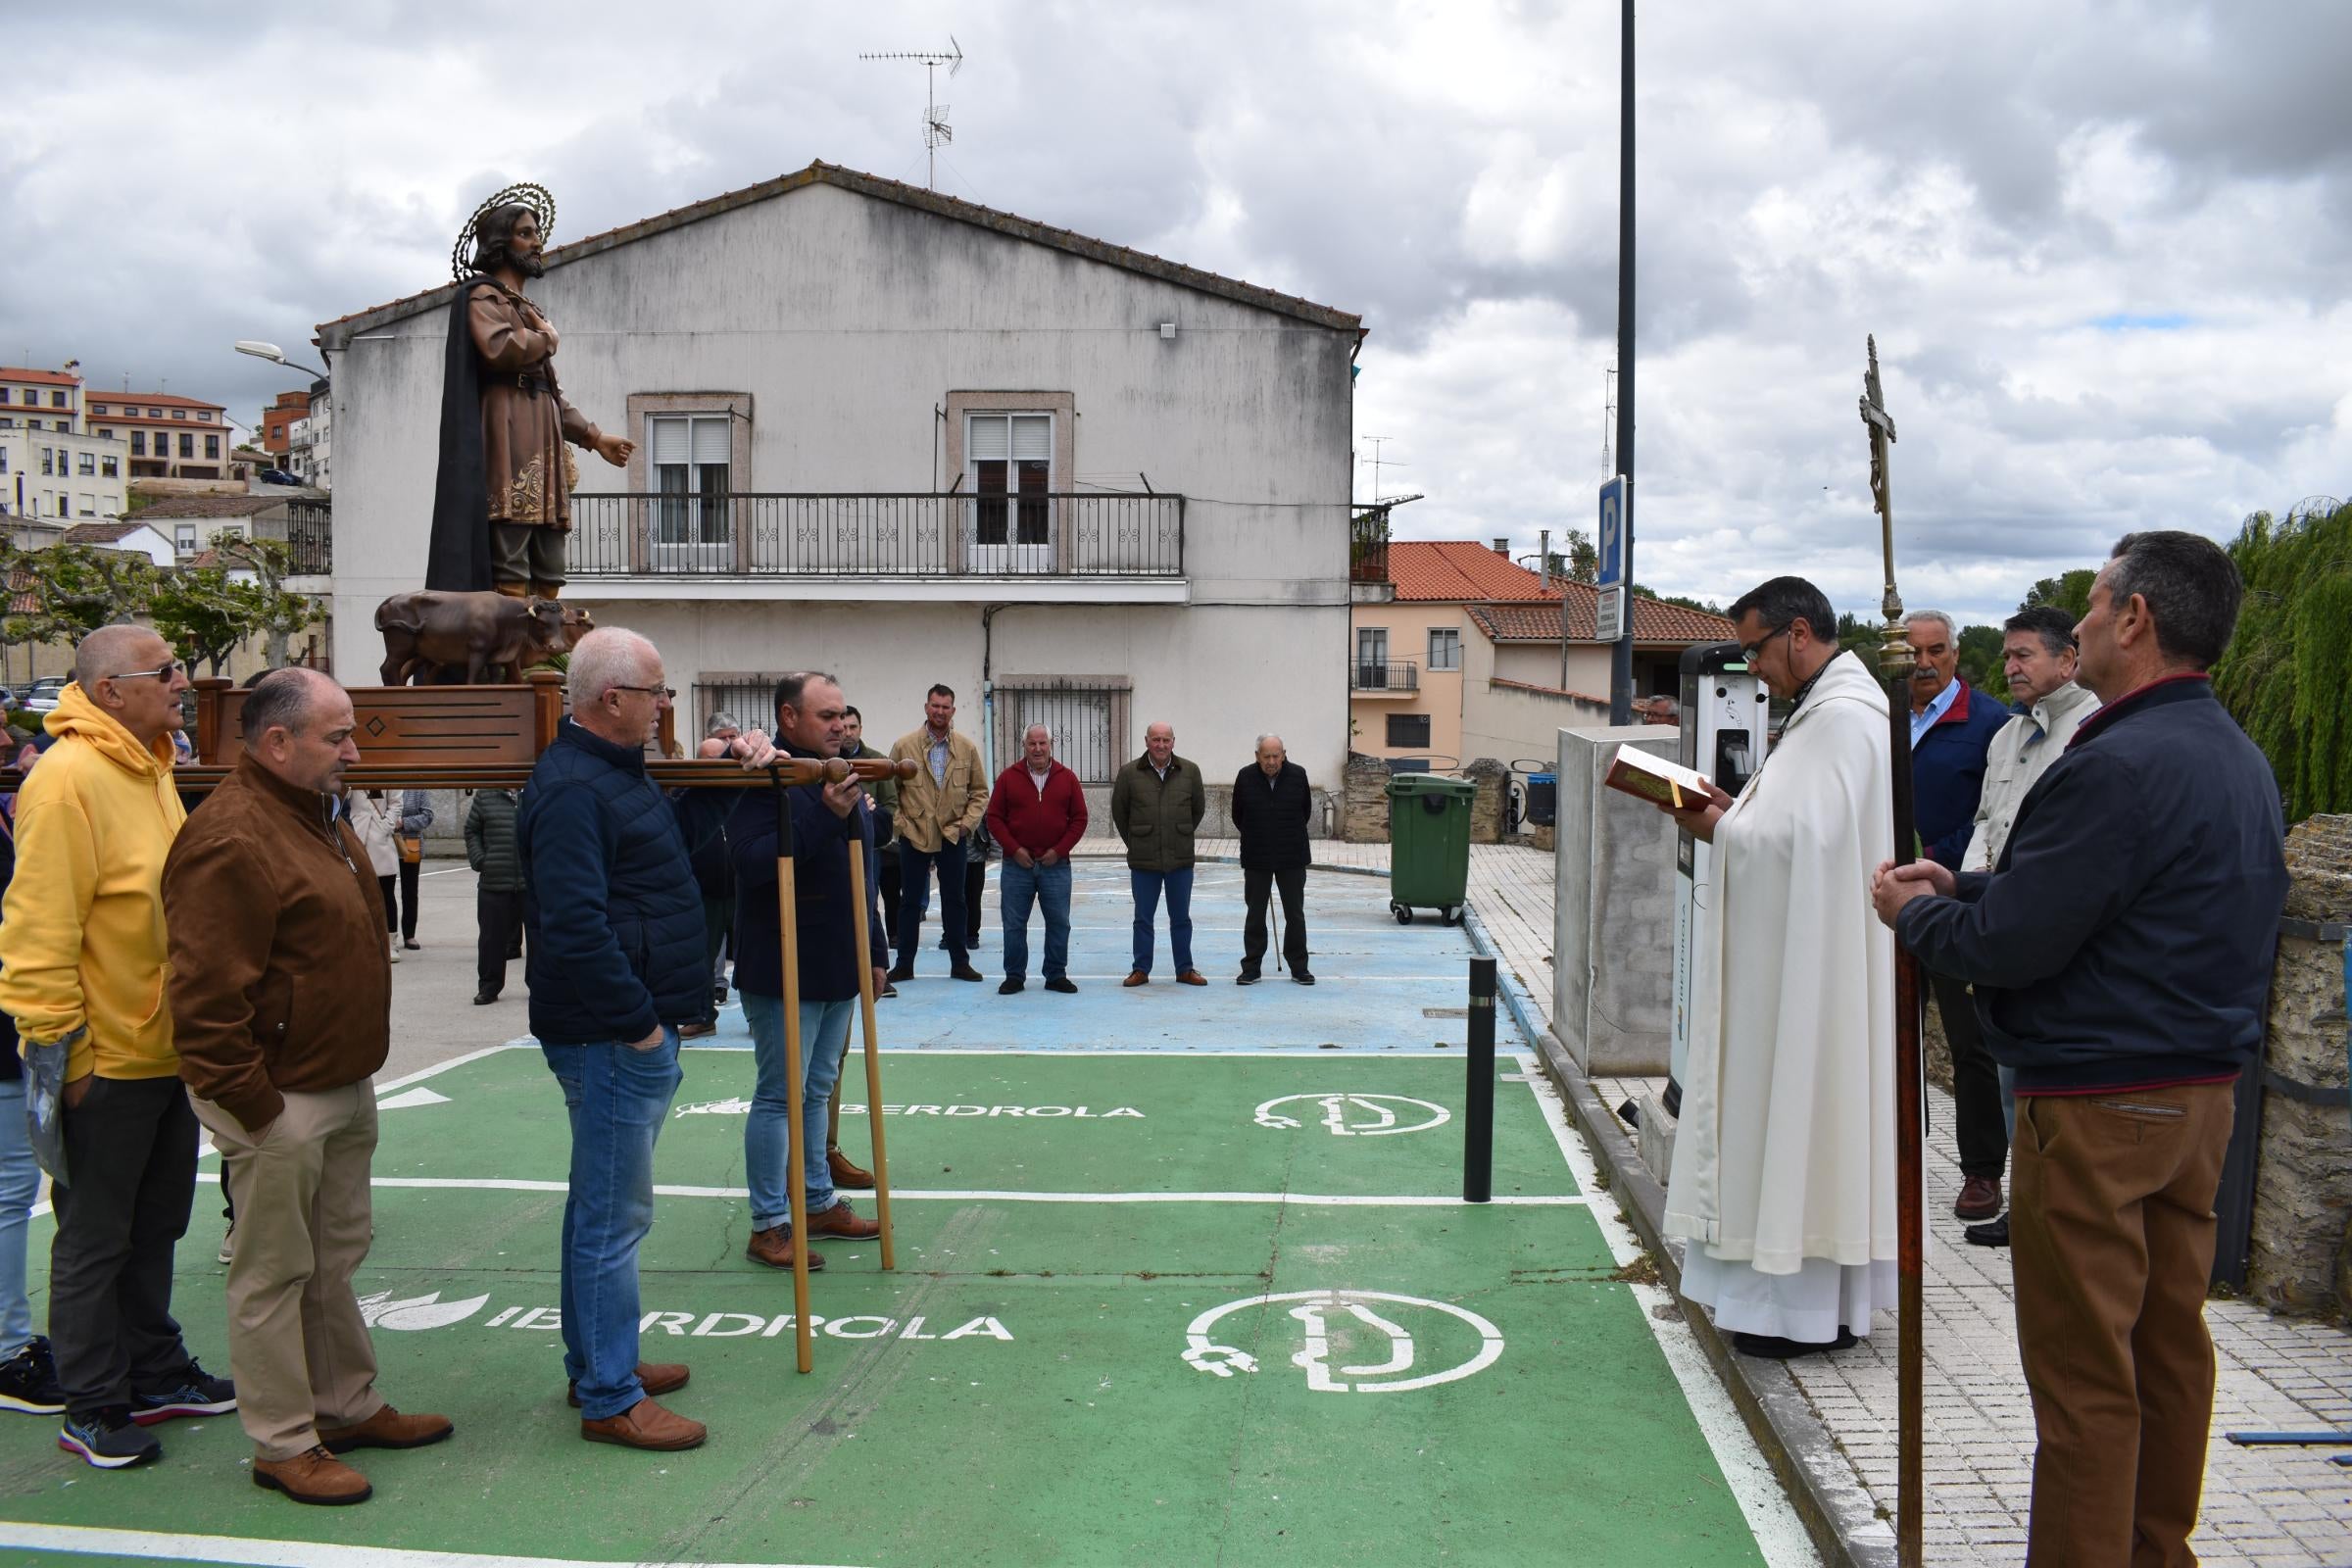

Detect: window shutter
967,416,1008,461
1010,416,1051,463
691,416,730,466
650,416,689,466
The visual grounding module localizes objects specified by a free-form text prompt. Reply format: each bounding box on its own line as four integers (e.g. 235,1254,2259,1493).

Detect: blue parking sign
1597,476,1629,589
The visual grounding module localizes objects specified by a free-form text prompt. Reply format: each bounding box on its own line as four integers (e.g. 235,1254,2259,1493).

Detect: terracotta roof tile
60,521,149,544
1466,592,1736,646
318,161,1363,344
1386,541,1565,602
0,368,82,387
131,495,289,518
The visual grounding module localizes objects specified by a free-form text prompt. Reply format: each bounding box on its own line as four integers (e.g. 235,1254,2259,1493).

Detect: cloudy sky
6,0,2346,627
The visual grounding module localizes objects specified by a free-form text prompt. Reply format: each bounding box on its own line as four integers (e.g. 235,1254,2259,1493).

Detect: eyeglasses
1738,624,1790,663
106,660,182,684
610,684,675,702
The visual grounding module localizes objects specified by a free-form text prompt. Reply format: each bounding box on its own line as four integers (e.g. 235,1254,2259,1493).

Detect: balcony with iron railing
562,492,1185,587
1348,660,1420,696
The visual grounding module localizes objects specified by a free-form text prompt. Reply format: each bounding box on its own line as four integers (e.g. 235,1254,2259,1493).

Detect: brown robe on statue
468,284,598,529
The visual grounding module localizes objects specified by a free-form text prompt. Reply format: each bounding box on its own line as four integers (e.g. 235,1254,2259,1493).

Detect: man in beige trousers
165,668,451,1505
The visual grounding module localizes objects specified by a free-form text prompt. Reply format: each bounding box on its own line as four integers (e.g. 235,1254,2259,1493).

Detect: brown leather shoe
745,1227,827,1271
253,1445,372,1505
580,1396,706,1451
317,1403,453,1453
567,1363,690,1408
677,1019,716,1040
1176,969,1208,986
808,1200,881,1240
1122,971,1149,987
827,1146,876,1190
1954,1175,2003,1222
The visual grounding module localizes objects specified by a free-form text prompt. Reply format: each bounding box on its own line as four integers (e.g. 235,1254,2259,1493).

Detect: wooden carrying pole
846,836,897,1270
1861,334,1925,1567
770,766,814,1375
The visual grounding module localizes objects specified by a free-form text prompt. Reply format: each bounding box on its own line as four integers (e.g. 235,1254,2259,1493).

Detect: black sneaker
130,1359,236,1426
59,1405,161,1468
1237,969,1261,986
887,963,915,984
1043,976,1078,994
998,977,1025,994
0,1337,65,1415
1290,970,1316,986
950,963,985,982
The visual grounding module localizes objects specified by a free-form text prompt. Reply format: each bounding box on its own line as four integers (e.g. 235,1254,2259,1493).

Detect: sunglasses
107,660,183,684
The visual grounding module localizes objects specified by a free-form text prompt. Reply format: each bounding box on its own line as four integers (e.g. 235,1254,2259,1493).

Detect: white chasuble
1664,650,1903,1336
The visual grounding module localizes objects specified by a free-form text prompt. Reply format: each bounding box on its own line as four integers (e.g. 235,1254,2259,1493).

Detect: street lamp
233,340,329,380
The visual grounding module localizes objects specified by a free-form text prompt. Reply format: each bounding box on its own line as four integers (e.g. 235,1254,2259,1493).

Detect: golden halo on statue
451,182,558,283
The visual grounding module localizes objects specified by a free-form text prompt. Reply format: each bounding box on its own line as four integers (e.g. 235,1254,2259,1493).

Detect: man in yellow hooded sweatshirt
0,626,234,1470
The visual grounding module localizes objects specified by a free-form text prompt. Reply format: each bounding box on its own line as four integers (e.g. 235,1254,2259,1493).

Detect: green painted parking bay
0,1015,1792,1563
0,1194,1753,1568
368,1045,1584,1201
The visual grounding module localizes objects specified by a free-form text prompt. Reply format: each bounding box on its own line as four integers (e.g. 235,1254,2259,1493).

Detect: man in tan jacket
886,684,987,983
165,669,452,1506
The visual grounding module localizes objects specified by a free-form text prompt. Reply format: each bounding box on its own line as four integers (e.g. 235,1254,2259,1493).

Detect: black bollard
1465,956,1496,1202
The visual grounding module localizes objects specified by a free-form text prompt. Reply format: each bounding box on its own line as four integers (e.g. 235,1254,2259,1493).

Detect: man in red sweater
983,725,1089,995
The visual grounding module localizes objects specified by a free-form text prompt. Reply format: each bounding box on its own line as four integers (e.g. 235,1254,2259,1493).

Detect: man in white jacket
1953,603,2101,1249
1644,576,1899,1359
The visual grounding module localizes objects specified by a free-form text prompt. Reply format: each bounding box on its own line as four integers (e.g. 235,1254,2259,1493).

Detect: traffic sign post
1598,475,1632,721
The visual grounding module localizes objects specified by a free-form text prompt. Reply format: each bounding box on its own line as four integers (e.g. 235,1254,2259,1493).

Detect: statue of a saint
427,184,633,601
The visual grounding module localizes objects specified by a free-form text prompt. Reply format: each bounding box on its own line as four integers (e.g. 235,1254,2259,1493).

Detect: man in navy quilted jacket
517,628,773,1453
1902,609,2012,1225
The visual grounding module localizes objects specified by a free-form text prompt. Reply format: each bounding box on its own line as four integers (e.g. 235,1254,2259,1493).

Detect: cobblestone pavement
1244,834,2352,1567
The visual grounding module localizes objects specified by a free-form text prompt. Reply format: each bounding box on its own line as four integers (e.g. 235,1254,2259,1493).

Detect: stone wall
1343,753,1392,843
1463,758,1507,845
2248,814,2352,1323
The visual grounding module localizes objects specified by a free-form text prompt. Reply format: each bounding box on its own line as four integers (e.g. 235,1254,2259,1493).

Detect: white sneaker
388,940,402,964
217,1225,234,1265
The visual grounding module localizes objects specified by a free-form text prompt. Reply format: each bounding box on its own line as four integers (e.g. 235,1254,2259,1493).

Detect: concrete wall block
1464,757,1507,845
1554,724,1679,1075
1343,754,1392,843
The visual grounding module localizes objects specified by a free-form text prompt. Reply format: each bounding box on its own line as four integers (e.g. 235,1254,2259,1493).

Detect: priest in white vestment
1652,577,1900,1357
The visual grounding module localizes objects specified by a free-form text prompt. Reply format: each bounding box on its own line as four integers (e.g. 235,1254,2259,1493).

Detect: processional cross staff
1860,333,1927,1567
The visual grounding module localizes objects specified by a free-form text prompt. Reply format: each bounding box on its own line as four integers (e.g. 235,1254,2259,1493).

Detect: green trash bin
1385,773,1476,925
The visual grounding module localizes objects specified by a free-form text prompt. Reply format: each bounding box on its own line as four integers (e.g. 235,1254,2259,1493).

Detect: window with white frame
1428,627,1461,670
77,452,94,476
174,524,197,554
965,413,1052,547
101,456,117,477
647,414,731,545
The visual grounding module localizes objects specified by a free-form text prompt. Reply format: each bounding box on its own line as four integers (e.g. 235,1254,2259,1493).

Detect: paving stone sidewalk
1359,835,2350,1568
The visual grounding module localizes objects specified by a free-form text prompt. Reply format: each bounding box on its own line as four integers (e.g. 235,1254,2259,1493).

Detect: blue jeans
1000,859,1072,982
1131,868,1196,975
742,993,855,1230
0,1081,37,1354
541,1032,682,1421
895,836,968,966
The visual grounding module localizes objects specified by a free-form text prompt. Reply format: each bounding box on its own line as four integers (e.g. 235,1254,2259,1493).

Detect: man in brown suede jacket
164,668,451,1506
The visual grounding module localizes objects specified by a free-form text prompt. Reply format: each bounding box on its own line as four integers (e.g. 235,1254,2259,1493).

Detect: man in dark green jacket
464,788,523,1004
1107,722,1206,986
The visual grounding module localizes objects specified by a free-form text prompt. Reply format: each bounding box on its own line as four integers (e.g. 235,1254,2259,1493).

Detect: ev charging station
1669,642,1772,1093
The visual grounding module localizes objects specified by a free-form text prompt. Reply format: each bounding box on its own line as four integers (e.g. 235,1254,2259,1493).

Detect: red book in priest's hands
1603,746,1717,811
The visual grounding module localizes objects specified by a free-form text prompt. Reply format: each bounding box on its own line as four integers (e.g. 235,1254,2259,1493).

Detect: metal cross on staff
1860,333,1928,1567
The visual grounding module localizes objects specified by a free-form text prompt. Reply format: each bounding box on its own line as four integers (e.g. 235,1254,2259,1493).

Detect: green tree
0,542,159,650
1956,623,2010,705
2019,568,2096,622
209,532,321,668
1547,527,1599,585
2213,503,2352,822
149,563,266,676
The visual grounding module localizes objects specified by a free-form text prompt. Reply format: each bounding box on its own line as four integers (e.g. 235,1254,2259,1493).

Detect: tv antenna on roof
858,36,963,191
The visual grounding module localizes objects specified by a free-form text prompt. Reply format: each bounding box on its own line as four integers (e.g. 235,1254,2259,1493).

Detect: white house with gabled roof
316,161,1365,807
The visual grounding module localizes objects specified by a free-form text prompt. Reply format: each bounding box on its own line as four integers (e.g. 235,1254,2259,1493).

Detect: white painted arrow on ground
375,1087,451,1110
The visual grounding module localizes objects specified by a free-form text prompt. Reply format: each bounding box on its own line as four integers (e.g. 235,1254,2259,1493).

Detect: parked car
22,678,68,715
259,468,302,486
